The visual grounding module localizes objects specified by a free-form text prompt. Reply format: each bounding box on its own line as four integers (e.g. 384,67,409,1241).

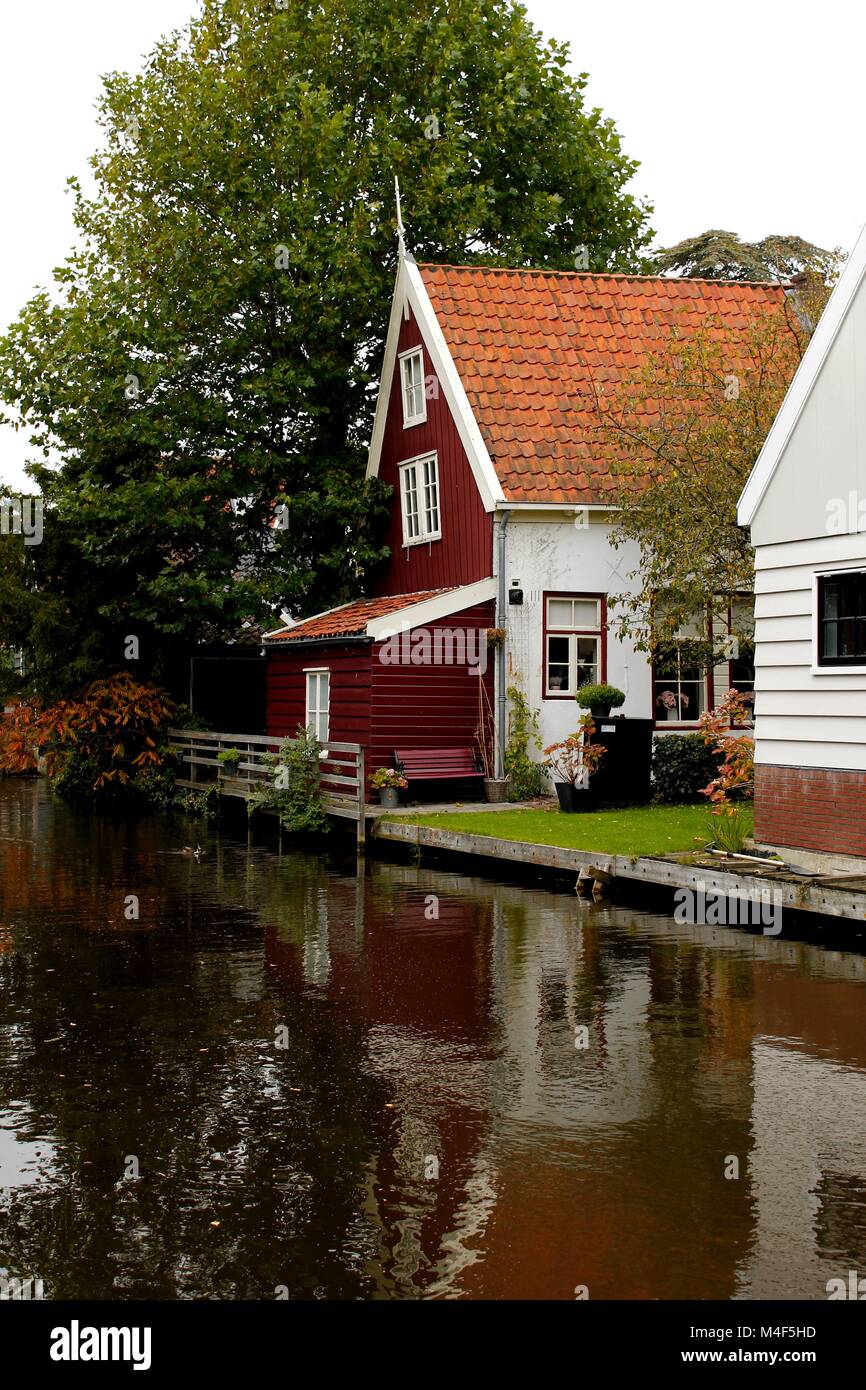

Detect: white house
266,254,785,790
738,225,866,866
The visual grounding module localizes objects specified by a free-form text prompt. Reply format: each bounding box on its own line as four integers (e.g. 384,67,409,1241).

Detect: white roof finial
395,175,407,259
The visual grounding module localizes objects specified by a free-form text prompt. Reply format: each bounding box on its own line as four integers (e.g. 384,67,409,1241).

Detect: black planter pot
588,704,612,719
555,781,594,813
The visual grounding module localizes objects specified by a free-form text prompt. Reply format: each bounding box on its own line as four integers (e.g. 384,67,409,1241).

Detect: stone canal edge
369,817,866,924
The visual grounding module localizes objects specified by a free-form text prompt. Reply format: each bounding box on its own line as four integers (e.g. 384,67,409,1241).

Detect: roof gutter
502,501,618,513
263,634,373,650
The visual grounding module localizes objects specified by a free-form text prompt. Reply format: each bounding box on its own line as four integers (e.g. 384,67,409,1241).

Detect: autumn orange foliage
697,689,755,807
0,672,176,792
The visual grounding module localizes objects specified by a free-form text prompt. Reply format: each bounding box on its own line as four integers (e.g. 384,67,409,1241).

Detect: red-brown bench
394,747,484,786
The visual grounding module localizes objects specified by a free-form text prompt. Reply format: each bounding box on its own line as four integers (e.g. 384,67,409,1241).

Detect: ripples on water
1,780,865,1300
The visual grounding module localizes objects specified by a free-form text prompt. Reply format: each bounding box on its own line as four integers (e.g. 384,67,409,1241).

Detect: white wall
750,264,866,549
745,257,866,774
753,532,866,771
503,513,652,753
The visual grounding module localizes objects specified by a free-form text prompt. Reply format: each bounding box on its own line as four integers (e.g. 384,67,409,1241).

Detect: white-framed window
544,595,603,696
304,668,329,742
399,453,441,545
399,347,426,427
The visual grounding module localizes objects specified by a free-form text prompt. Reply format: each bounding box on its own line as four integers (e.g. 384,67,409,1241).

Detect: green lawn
392,803,751,858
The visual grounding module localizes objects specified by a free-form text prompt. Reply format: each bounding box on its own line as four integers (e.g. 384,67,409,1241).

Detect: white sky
2,0,864,489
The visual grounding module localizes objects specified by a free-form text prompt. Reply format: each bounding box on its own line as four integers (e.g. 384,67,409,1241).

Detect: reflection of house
257,850,866,1299
265,252,784,781
739,226,866,864
741,1041,866,1298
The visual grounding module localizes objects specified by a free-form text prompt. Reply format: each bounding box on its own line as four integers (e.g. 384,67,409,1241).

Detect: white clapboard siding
755,740,866,771
754,640,812,667
755,715,866,742
750,535,866,770
757,665,866,692
754,613,811,642
740,231,866,780
755,531,866,573
754,589,808,619
757,690,866,717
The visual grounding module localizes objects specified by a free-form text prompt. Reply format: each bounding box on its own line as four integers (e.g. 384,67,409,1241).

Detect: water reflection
1,781,865,1300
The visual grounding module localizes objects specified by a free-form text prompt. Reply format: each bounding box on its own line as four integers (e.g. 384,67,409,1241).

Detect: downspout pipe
495,508,511,780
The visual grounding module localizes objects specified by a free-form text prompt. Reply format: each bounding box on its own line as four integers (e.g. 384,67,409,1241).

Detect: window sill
810,663,866,675
402,533,441,548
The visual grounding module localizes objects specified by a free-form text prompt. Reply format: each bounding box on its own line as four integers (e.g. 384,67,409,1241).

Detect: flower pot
379,786,400,809
666,706,677,721
589,703,612,719
483,777,509,803
555,781,596,813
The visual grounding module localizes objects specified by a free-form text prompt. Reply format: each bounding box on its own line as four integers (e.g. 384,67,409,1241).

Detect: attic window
399,453,440,545
399,347,426,427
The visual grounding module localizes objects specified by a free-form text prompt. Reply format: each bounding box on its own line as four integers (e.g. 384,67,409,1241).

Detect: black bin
587,717,655,806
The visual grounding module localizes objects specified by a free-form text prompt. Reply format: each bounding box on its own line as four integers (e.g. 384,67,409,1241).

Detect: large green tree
0,0,651,697
651,229,843,285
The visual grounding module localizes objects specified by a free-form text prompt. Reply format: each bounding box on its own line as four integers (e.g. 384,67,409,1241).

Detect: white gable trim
738,224,866,526
366,578,497,640
366,262,408,478
366,258,506,512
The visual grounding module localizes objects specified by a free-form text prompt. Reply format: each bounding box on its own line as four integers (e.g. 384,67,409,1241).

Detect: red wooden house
265,252,786,793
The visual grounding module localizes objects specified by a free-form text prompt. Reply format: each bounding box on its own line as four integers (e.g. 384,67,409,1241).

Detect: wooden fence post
356,745,366,853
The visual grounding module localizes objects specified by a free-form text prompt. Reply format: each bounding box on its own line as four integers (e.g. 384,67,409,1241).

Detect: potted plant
216,747,242,780
576,683,625,720
475,670,509,801
543,716,607,812
656,689,690,721
371,766,408,809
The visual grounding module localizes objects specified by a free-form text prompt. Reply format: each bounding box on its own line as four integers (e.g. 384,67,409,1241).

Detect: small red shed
265,583,496,792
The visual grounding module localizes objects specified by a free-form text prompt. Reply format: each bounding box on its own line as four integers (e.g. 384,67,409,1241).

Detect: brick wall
755,764,866,858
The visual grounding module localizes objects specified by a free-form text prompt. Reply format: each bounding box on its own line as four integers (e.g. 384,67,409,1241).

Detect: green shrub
576,682,625,712
247,726,330,834
706,805,751,853
504,685,546,801
652,734,721,804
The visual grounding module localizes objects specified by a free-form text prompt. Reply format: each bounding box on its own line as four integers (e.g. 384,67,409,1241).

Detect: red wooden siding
373,304,493,596
266,601,495,797
369,601,496,775
266,644,372,747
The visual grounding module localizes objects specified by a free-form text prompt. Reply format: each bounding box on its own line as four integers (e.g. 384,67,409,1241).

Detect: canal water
1,779,865,1301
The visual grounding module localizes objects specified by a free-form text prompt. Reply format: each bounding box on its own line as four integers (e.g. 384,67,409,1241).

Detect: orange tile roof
419,264,788,505
267,589,448,642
